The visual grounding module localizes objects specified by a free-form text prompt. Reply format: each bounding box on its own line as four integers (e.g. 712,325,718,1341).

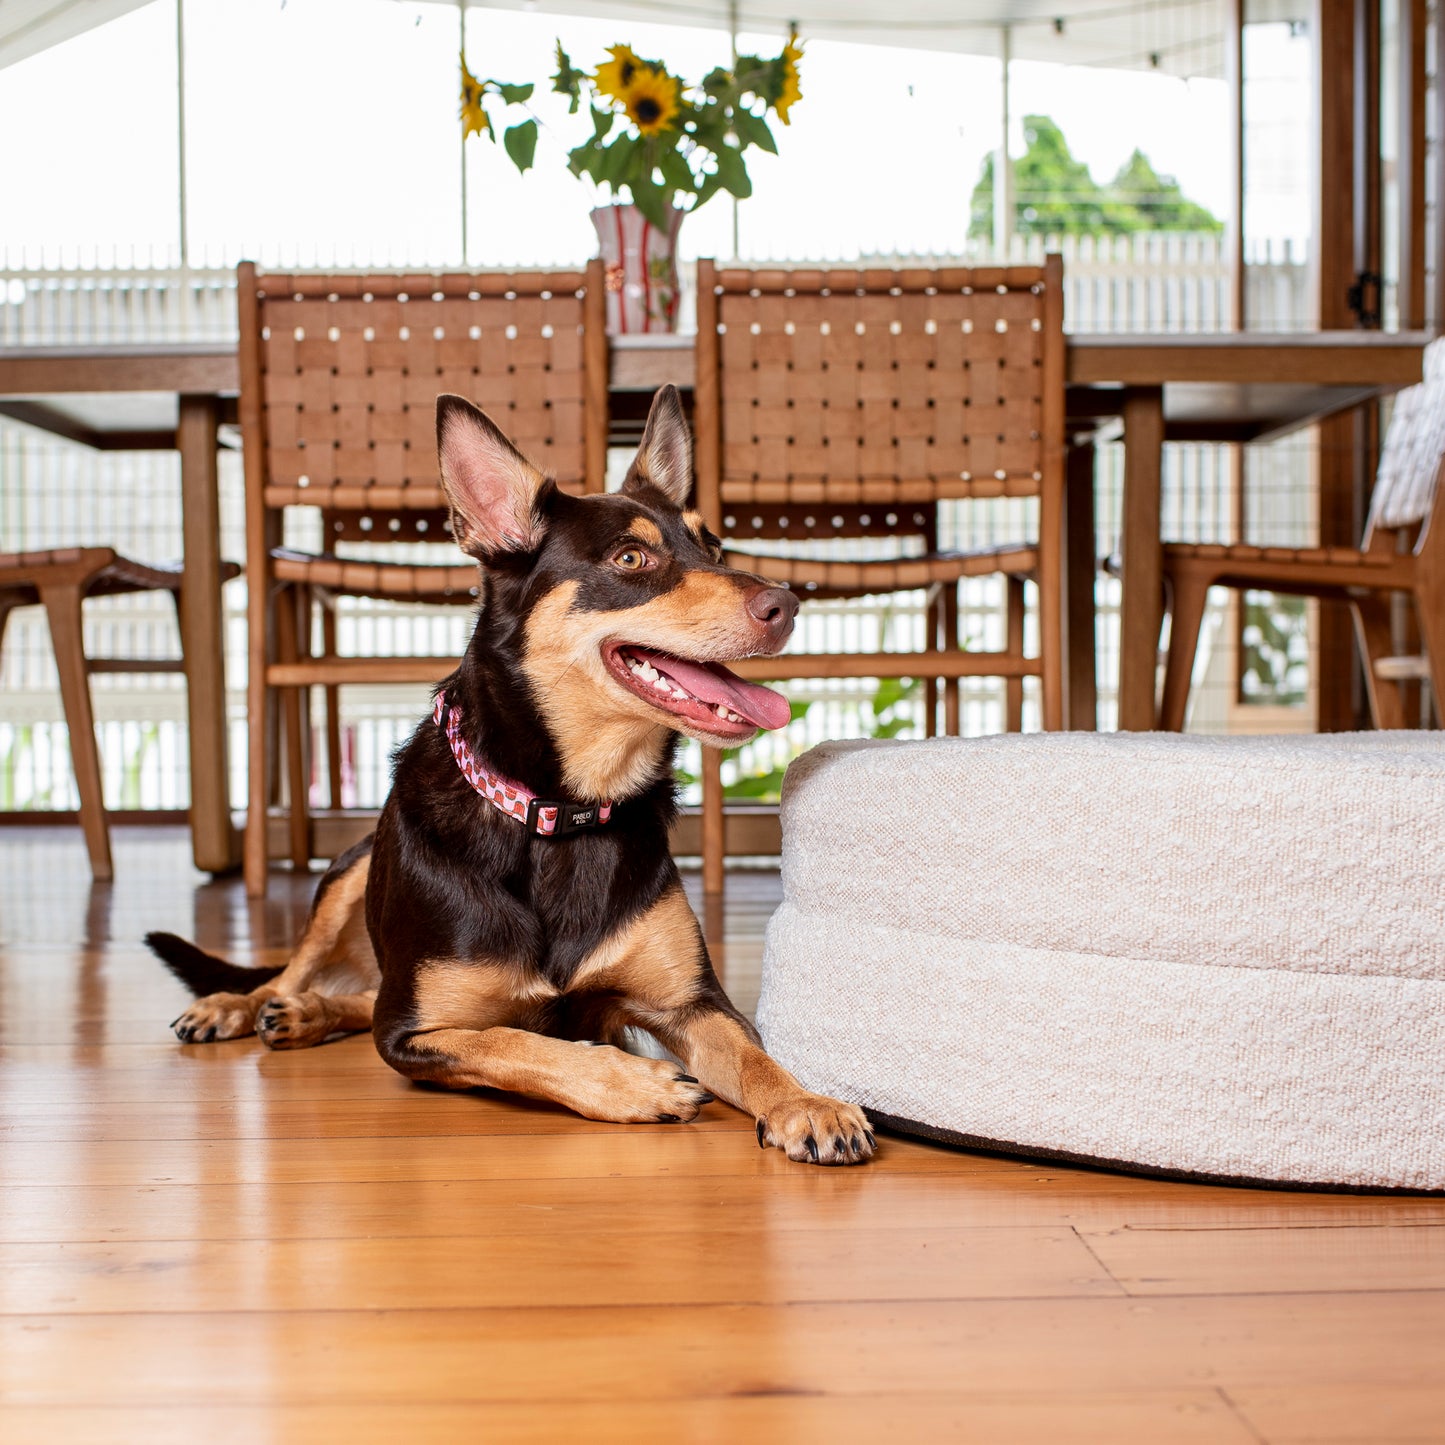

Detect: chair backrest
693,257,1066,544
1368,335,1445,534
237,262,608,530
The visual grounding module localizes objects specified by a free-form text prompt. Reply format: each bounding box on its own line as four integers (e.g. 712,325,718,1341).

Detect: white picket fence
0,233,1313,814
0,233,1311,347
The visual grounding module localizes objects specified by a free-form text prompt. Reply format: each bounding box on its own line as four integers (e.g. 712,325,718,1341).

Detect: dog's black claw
658,1113,680,1123
805,1134,819,1161
833,1134,847,1157
756,1119,767,1148
697,1092,715,1105
864,1129,877,1150
199,1026,216,1043
675,1074,699,1084
851,1134,862,1156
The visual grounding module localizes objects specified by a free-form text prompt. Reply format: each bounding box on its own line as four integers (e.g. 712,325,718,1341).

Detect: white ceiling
0,0,149,70
453,0,1229,78
1,0,1246,79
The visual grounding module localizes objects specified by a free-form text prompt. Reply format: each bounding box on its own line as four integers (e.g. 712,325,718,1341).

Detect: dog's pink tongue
635,649,792,730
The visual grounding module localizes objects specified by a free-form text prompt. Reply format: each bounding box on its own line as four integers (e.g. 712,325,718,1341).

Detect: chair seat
0,546,238,604
1163,541,1385,567
723,544,1038,597
271,548,480,604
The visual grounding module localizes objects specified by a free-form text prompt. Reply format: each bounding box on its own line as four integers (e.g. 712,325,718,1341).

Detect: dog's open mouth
602,643,791,738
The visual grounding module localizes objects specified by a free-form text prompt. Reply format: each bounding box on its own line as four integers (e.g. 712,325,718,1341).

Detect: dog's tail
144,931,284,998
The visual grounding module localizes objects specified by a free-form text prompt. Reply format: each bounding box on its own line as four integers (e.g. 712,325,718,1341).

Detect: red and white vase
591,203,682,334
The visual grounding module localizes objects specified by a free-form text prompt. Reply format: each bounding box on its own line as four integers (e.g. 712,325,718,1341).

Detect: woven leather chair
1159,338,1445,731
0,546,239,879
238,262,607,895
693,257,1067,891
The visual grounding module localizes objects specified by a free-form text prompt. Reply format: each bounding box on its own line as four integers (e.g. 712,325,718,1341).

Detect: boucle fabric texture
757,732,1445,1190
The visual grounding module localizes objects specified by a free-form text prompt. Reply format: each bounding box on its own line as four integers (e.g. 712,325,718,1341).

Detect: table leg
1065,439,1098,730
1118,387,1165,731
177,394,240,873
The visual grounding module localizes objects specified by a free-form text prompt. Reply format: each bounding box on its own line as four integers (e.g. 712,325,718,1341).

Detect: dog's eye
613,547,651,571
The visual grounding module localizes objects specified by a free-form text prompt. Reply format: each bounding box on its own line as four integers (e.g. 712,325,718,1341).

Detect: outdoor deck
1,829,1442,1442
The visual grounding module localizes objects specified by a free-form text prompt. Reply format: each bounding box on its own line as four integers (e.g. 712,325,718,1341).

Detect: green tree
970,115,1221,239
1104,148,1223,232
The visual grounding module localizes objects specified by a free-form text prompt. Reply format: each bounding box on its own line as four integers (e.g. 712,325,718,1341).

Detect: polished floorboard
1,827,1442,1444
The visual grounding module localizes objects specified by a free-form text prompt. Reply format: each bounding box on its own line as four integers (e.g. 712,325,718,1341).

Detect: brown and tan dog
148,386,874,1165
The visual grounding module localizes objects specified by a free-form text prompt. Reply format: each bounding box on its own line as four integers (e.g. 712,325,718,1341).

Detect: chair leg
276,585,311,872
942,582,960,736
38,583,113,881
1158,574,1210,732
1005,577,1025,732
701,745,724,896
1351,595,1408,729
321,601,343,809
1415,582,1445,729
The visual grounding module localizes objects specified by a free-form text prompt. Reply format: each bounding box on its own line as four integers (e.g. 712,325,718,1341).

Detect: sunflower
594,44,645,104
460,55,488,138
621,65,681,136
774,30,803,125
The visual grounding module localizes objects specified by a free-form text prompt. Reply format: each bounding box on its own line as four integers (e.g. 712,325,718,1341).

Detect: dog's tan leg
382,1026,715,1122
257,989,376,1049
172,849,371,1044
571,883,876,1165
374,952,713,1121
652,1008,875,1165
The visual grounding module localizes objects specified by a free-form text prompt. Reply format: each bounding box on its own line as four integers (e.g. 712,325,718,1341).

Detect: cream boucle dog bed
757,732,1445,1191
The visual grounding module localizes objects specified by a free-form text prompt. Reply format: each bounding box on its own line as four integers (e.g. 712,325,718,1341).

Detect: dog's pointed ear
436,394,550,558
622,384,693,506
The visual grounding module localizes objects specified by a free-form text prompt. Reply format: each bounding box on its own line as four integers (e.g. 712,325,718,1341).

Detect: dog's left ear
622,384,693,507
436,394,551,558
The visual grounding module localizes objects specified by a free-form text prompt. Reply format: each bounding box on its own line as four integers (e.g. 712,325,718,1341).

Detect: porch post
993,26,1012,258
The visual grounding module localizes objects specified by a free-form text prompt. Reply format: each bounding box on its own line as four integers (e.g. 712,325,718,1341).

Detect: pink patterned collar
433,692,613,837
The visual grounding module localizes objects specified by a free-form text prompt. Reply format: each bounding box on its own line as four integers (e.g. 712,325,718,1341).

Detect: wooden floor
1,829,1443,1444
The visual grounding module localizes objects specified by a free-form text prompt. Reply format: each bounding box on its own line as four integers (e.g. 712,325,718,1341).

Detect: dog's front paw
256,993,333,1050
756,1094,876,1165
581,1047,716,1124
171,992,261,1044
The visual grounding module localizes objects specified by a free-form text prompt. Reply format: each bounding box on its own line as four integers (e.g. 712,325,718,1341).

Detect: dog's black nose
746,585,799,643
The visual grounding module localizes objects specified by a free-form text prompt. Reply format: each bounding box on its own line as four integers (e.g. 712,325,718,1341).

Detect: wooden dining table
0,344,240,872
0,329,1426,872
616,331,1429,731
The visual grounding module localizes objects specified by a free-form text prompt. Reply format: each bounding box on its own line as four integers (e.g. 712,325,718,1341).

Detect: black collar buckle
525,797,605,835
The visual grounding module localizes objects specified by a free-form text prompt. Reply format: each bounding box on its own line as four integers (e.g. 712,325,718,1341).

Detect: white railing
0,234,1312,346
0,234,1314,813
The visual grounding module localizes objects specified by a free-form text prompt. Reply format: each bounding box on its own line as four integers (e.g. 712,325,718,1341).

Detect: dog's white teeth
639,663,658,680
715,703,730,719
651,675,672,693
671,687,689,701
727,710,743,723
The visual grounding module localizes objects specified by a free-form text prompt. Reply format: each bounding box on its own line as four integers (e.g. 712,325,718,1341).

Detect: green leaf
495,82,534,105
658,145,696,198
597,134,636,189
589,103,614,142
710,142,752,199
552,42,586,110
733,106,777,155
725,768,789,801
629,173,673,230
567,141,599,180
694,168,726,208
503,119,538,173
